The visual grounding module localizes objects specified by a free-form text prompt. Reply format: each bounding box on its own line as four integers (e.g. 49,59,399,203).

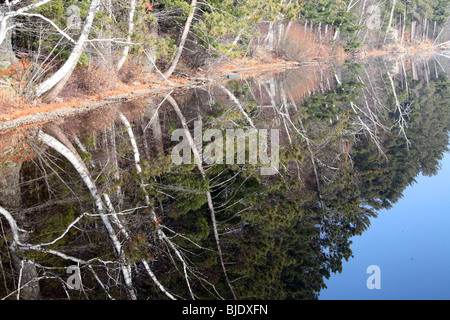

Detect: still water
321,152,450,300
0,54,448,300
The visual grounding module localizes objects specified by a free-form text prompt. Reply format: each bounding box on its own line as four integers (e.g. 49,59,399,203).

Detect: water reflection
0,55,448,300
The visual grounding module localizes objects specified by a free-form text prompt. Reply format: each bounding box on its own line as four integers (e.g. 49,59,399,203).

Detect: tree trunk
267,22,275,50
116,0,137,71
384,0,397,44
163,0,197,79
401,6,407,44
433,21,437,39
0,11,17,70
38,129,137,300
36,0,101,102
167,95,237,300
333,28,340,41
424,19,427,42
146,105,163,154
0,162,40,300
412,61,418,80
142,25,159,75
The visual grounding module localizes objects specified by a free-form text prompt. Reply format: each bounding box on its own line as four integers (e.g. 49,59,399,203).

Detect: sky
319,151,450,300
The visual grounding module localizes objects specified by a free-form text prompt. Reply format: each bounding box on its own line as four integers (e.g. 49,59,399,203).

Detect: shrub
278,23,319,61
68,65,119,96
117,60,146,84
0,89,19,114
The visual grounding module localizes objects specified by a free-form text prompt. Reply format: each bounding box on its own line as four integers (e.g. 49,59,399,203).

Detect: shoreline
0,44,445,134
0,61,301,133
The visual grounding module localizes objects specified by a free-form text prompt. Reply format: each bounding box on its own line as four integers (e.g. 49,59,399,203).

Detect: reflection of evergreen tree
354,74,449,209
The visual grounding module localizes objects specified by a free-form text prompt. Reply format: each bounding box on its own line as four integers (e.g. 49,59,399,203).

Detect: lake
0,53,448,300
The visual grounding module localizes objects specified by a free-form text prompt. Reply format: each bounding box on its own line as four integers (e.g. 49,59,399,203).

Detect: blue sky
319,151,450,300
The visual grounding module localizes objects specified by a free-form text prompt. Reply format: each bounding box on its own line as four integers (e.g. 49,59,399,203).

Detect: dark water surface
0,54,448,300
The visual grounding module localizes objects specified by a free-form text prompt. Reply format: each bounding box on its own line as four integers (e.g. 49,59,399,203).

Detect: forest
0,0,449,301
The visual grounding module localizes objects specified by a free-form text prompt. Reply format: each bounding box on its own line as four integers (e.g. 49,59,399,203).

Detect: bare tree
163,0,197,79
35,0,101,102
167,95,237,300
116,0,137,71
38,129,137,299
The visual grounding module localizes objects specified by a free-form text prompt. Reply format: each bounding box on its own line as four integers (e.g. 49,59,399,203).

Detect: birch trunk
401,6,407,44
384,0,397,44
163,0,197,79
422,18,427,42
167,95,237,300
119,112,186,299
38,130,137,300
116,0,137,71
218,85,256,129
146,104,164,154
0,163,40,300
36,0,101,102
0,10,17,69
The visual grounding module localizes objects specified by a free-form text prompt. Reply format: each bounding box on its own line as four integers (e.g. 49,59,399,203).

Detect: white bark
0,0,53,46
163,0,197,79
167,95,237,300
116,0,137,71
264,22,275,50
144,50,174,86
142,261,177,300
119,112,195,299
386,71,410,147
0,206,21,244
119,113,142,174
103,193,130,240
384,0,397,44
218,85,256,129
38,130,137,300
0,16,9,49
333,28,339,41
401,6,407,44
35,0,101,98
433,16,450,45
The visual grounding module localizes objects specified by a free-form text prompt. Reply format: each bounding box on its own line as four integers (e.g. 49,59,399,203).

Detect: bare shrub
0,89,19,114
278,23,319,61
65,65,119,97
117,60,146,84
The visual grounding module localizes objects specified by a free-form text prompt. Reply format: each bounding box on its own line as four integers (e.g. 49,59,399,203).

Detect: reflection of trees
0,59,448,300
354,70,449,208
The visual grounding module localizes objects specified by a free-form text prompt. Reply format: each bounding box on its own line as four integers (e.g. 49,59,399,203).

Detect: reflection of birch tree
387,70,411,148
0,91,239,299
1,60,447,299
167,95,237,300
